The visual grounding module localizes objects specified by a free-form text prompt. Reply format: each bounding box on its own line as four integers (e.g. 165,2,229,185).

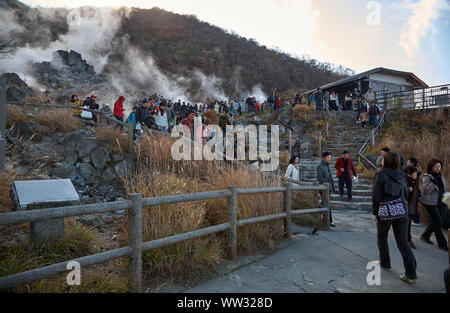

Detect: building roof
303,67,428,95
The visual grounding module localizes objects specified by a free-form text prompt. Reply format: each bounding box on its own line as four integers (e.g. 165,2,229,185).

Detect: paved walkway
178,210,448,293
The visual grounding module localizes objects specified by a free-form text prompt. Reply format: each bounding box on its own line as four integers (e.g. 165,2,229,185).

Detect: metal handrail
358,111,386,171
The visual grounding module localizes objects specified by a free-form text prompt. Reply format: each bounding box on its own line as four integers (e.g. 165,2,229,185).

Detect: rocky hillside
0,0,352,101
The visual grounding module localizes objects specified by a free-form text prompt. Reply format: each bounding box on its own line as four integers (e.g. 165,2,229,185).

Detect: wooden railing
0,183,330,293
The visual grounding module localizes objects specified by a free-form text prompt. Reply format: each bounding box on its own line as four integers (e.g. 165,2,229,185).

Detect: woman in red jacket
113,96,126,122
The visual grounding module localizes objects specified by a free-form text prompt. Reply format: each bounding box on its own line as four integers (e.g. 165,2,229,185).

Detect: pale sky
21,0,450,86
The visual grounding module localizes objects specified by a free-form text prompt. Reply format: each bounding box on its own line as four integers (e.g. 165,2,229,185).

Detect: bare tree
0,38,17,58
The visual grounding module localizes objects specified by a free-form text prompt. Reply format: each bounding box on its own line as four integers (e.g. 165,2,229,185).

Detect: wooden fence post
127,122,134,146
128,193,142,293
227,186,237,260
283,183,292,239
325,119,329,140
322,183,330,230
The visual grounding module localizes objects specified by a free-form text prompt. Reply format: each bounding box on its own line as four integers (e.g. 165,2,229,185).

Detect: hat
91,95,96,99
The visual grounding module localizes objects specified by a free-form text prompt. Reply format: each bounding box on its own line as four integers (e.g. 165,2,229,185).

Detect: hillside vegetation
367,107,449,180
2,0,350,99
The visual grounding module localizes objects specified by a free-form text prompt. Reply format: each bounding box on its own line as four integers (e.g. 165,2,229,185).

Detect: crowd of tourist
306,87,383,129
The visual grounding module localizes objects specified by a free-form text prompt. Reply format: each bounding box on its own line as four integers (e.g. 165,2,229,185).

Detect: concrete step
330,194,371,202
329,200,372,212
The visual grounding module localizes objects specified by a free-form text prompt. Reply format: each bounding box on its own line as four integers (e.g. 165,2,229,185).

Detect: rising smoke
0,4,267,110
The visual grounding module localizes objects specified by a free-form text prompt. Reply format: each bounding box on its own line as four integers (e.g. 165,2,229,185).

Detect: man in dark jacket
335,151,357,201
315,88,324,110
146,111,160,131
88,95,99,123
136,100,150,126
317,152,336,227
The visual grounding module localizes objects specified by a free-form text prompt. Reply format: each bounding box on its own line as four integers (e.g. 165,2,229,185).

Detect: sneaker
400,275,416,284
408,241,416,249
420,236,434,245
330,222,336,227
411,222,421,226
438,246,448,252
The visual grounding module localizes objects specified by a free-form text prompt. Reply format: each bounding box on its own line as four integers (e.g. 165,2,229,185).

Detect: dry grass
119,133,297,282
33,109,83,133
0,219,127,293
0,168,27,213
370,108,450,180
122,169,223,282
95,126,131,154
5,105,28,128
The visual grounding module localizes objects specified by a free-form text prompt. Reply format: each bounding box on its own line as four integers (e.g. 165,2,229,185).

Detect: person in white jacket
156,104,169,133
285,156,300,182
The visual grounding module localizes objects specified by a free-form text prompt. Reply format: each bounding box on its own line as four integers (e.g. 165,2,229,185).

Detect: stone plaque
11,179,80,244
12,179,79,211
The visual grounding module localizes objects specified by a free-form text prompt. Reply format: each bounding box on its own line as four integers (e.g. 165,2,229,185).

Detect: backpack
218,114,228,129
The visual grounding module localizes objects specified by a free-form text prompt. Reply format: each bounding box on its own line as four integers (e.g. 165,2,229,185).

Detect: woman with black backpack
372,152,417,284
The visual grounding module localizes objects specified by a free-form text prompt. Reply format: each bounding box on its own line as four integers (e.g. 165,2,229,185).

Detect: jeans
162,127,168,134
421,204,448,248
316,100,323,110
369,114,377,128
377,218,417,279
338,174,352,200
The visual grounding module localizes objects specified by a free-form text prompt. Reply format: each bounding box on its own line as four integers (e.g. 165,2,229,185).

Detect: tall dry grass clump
95,126,131,153
6,105,28,128
136,132,216,179
205,167,285,252
33,109,82,133
120,133,296,281
122,169,223,281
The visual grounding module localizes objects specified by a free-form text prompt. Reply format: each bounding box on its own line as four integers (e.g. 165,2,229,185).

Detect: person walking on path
335,151,357,201
285,156,300,183
317,152,336,227
372,152,417,284
315,89,324,110
405,166,421,249
368,102,379,129
420,159,448,251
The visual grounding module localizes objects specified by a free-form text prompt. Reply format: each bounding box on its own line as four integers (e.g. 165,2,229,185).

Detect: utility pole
0,77,6,171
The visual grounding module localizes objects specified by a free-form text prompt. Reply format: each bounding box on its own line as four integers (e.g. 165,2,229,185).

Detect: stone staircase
299,111,374,212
